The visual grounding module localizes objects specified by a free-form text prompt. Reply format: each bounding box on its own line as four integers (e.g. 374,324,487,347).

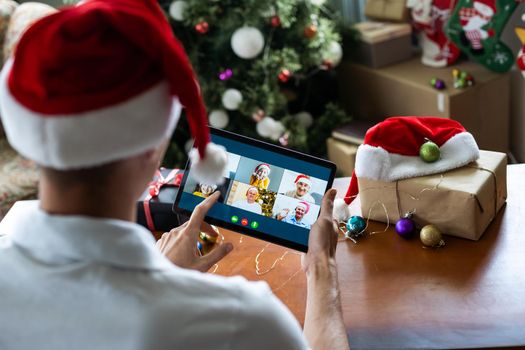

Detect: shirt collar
7,201,173,270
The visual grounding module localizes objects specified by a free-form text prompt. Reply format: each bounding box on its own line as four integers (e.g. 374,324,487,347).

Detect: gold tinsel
257,188,277,217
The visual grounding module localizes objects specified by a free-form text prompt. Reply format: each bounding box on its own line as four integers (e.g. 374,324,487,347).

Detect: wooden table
213,164,525,350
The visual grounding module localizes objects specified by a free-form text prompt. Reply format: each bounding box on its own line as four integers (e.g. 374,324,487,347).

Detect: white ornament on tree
208,110,229,129
231,26,265,59
270,121,285,141
310,0,326,6
256,116,285,141
221,89,243,110
169,1,187,21
295,111,314,128
325,41,343,67
256,117,275,138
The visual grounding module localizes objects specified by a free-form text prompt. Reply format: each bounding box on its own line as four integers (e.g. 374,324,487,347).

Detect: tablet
173,127,336,252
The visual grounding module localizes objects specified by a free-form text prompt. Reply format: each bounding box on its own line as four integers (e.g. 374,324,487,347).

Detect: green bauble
419,141,440,163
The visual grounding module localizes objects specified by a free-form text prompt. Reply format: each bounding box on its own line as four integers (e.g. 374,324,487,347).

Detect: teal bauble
346,216,366,234
419,141,440,163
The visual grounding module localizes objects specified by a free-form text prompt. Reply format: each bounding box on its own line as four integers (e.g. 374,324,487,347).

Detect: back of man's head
0,0,226,187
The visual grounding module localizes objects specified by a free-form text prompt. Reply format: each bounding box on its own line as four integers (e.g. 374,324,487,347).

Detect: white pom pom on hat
0,0,227,184
333,198,350,222
189,143,228,185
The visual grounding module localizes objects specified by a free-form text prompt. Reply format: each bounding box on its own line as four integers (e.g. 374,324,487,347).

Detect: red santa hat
255,163,271,174
295,174,312,187
296,201,310,214
342,117,479,206
0,0,226,184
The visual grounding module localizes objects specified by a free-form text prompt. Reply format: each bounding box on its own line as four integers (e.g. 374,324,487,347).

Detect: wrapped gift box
136,168,188,232
348,21,412,68
359,151,507,240
364,0,410,22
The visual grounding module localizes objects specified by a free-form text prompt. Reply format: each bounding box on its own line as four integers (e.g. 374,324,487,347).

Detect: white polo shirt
0,202,307,350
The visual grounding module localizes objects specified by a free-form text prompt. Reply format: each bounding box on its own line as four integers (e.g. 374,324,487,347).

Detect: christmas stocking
409,0,461,67
516,27,525,78
446,0,519,72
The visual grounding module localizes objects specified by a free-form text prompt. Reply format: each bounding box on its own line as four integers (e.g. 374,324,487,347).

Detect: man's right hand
302,189,350,350
276,208,290,221
301,189,339,274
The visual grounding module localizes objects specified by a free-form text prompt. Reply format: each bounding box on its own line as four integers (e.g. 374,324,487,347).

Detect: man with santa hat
276,201,312,229
0,1,348,349
284,174,316,203
459,0,496,54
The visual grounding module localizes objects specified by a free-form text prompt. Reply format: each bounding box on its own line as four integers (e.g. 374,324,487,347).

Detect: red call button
241,218,249,226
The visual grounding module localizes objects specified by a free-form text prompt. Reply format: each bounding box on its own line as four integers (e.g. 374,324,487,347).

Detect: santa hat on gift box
295,174,311,187
333,117,479,220
0,0,227,184
296,201,310,214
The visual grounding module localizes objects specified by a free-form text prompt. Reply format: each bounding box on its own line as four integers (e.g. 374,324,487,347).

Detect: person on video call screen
231,186,263,215
249,163,271,190
276,201,311,229
284,174,315,203
193,183,217,198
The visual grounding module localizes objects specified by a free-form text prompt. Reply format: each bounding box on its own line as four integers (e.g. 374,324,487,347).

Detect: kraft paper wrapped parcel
359,150,506,241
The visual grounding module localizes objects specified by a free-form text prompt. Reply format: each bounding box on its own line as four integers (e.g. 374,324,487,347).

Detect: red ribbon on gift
143,168,182,232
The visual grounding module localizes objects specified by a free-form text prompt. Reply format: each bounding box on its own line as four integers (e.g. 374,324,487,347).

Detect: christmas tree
158,0,350,167
64,0,350,167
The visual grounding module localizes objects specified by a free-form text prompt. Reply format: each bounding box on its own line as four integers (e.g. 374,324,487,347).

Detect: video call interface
178,134,332,248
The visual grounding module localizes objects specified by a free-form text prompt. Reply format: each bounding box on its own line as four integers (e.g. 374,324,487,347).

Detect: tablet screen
174,128,335,252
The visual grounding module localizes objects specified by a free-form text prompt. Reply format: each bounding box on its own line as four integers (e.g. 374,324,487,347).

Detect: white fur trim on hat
256,164,271,173
296,176,312,187
188,142,228,185
473,1,495,17
0,60,181,169
355,132,479,181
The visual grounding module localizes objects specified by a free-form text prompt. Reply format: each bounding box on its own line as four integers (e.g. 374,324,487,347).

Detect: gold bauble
420,224,445,248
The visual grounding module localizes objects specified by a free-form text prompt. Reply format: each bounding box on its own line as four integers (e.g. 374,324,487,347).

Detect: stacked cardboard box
348,21,413,69
338,57,510,153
